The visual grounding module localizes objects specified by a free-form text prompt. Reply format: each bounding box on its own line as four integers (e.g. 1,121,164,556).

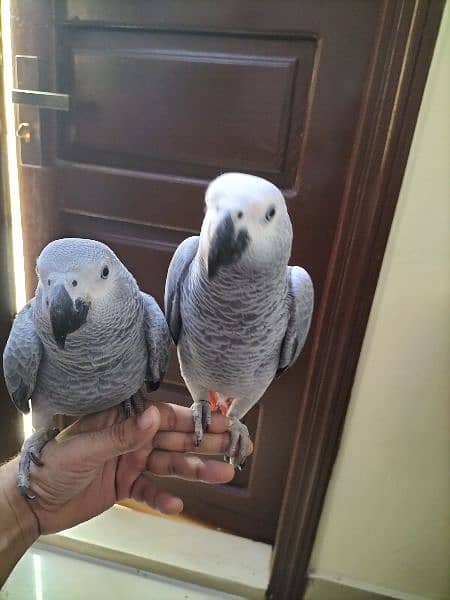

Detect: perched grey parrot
3,238,171,498
165,173,313,467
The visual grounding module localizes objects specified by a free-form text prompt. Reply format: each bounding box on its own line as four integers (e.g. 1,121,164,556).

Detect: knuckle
184,435,196,452
166,406,177,432
220,433,230,454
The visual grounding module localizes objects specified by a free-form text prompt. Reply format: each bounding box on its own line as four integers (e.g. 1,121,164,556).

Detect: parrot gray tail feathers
141,291,172,393
146,379,161,393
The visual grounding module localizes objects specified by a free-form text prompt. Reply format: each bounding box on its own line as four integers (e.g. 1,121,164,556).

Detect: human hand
5,401,252,536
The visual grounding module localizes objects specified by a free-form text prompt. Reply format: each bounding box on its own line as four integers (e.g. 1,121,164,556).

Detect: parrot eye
237,211,243,219
72,280,78,287
47,279,51,286
265,207,276,222
101,266,109,279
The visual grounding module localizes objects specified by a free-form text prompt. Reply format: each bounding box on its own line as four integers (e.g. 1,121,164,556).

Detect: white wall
306,4,450,599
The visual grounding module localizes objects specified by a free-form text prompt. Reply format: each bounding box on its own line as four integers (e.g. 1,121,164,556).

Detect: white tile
2,545,245,600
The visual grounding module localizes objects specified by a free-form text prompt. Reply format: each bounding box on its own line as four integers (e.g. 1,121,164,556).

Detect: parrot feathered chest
33,291,147,414
178,259,289,395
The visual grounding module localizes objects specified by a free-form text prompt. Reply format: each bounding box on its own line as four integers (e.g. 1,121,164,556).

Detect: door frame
269,1,444,597
0,15,23,462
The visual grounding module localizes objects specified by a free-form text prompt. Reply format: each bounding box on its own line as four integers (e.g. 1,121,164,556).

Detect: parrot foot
191,400,212,446
225,418,249,469
223,454,247,471
122,391,145,418
17,427,60,500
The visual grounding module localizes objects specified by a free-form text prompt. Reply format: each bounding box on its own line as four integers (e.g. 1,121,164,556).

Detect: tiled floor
1,545,245,600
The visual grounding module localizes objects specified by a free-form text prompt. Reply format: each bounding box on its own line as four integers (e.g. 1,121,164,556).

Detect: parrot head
202,173,293,279
35,238,133,349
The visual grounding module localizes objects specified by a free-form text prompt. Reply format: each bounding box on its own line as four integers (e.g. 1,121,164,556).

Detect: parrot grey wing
141,292,172,391
277,266,314,376
2,301,43,414
164,236,199,344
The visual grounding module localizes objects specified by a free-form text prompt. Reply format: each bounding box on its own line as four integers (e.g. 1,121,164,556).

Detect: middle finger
153,430,230,454
152,401,231,434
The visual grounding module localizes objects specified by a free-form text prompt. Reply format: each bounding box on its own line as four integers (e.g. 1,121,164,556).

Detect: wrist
0,457,39,585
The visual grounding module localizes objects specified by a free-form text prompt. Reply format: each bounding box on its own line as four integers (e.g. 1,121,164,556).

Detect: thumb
74,405,160,466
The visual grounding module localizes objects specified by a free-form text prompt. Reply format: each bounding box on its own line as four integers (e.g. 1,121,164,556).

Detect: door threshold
41,504,271,599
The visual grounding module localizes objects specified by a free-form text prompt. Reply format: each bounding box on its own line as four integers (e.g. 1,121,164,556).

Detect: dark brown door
7,1,441,549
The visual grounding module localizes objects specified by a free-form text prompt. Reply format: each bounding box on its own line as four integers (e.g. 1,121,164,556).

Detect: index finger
150,400,230,434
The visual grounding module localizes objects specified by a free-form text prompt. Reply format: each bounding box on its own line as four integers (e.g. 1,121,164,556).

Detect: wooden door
7,0,443,556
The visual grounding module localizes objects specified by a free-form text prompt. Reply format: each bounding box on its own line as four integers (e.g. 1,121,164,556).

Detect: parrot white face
202,172,293,278
35,238,133,348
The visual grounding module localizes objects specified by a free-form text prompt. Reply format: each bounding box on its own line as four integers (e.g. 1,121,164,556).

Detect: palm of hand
25,401,241,535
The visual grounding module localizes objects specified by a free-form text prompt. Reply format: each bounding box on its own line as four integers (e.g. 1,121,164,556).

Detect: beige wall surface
307,4,449,600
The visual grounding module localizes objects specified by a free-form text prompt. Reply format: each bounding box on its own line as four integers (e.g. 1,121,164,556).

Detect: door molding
269,1,444,598
0,17,23,461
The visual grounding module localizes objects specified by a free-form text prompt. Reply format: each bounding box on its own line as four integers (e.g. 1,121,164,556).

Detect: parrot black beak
49,284,90,349
207,213,249,279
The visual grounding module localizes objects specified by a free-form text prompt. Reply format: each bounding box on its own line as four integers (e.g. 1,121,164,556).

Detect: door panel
13,0,383,543
59,30,315,181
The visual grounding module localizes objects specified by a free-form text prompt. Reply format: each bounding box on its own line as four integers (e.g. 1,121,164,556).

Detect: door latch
11,55,70,166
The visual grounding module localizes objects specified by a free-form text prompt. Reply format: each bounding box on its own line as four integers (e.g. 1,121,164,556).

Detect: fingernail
137,407,155,431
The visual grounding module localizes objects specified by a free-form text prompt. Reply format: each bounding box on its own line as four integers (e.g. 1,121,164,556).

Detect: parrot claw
226,418,250,469
29,452,44,467
18,484,36,501
192,400,211,446
223,455,246,471
122,391,145,418
17,427,60,500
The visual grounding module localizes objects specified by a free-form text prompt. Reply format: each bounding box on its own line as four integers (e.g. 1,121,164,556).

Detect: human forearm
0,457,39,587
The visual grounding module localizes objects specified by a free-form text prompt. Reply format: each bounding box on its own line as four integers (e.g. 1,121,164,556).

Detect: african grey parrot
3,238,171,498
165,172,313,467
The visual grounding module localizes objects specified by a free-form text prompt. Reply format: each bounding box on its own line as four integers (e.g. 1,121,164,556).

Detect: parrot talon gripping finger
191,400,211,446
18,484,36,501
226,418,250,469
233,457,247,472
122,391,145,419
17,427,59,499
122,398,133,418
29,452,44,467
